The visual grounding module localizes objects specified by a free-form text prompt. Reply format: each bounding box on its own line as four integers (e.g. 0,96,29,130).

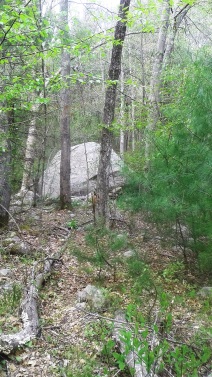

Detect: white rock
0,269,12,277
77,284,106,311
197,287,212,298
41,142,124,198
123,250,135,258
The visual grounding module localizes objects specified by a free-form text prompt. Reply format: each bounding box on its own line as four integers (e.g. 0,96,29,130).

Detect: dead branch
0,253,60,355
113,310,158,377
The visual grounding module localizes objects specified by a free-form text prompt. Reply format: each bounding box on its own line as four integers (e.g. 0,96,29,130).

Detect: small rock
77,284,106,311
75,302,87,310
197,287,212,298
172,246,182,252
0,282,14,292
6,242,30,255
0,268,12,277
117,234,125,239
123,250,135,258
3,236,21,246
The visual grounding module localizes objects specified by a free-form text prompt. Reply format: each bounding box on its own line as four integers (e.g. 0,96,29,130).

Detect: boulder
41,142,124,198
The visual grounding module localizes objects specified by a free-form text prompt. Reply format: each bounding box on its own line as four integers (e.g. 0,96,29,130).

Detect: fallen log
113,310,158,377
0,254,60,355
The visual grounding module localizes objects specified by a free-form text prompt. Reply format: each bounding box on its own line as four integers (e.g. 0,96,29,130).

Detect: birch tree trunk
148,0,170,127
0,107,11,227
145,2,191,164
21,0,49,195
21,68,61,194
145,0,170,162
97,0,131,224
60,0,71,209
20,103,38,192
120,66,125,156
163,4,192,66
128,42,135,151
140,33,146,106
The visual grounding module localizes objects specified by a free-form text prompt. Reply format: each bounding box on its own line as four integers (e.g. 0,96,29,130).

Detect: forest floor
0,199,211,377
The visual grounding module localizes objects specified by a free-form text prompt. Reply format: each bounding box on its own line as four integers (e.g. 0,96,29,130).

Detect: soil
0,199,211,377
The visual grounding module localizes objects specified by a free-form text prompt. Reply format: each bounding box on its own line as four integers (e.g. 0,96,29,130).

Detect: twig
53,225,70,233
0,203,22,233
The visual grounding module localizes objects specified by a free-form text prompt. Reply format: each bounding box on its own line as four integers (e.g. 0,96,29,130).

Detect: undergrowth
66,223,212,376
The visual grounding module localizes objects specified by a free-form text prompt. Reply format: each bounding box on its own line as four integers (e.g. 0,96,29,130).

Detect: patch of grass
162,261,185,282
66,219,78,229
0,284,22,317
54,347,97,377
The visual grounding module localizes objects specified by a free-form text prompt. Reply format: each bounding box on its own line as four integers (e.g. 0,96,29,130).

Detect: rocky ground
0,199,211,377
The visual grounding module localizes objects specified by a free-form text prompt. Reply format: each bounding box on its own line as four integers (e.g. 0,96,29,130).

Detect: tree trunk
128,42,135,151
145,2,191,165
21,69,61,195
20,103,38,193
163,4,192,65
140,33,146,106
0,108,11,228
120,66,125,156
60,0,71,209
97,0,131,224
145,0,170,162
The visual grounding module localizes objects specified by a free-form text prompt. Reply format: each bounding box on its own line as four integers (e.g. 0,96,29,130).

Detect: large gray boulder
41,142,123,198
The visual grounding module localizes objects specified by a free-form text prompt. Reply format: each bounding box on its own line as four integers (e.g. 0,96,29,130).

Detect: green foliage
66,219,77,230
110,302,211,376
71,226,128,280
120,53,212,274
162,261,185,282
0,284,22,317
55,347,95,377
127,255,154,299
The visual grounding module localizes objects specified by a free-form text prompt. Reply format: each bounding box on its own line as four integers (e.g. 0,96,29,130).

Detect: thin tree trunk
21,69,61,194
163,4,192,65
145,0,171,162
60,0,71,209
97,0,131,224
20,103,38,192
0,107,11,227
128,42,135,151
140,33,146,106
120,66,125,156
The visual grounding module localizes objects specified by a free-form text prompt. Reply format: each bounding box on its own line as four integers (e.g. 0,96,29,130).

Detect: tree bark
145,2,192,165
20,103,38,193
120,66,125,156
128,42,135,151
148,0,170,126
97,0,131,224
21,69,61,194
60,0,71,209
0,254,59,355
163,4,192,66
113,311,158,377
145,0,170,163
0,107,11,228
